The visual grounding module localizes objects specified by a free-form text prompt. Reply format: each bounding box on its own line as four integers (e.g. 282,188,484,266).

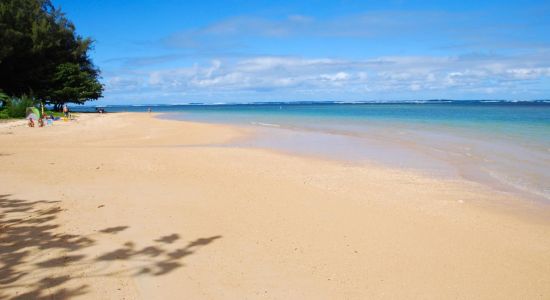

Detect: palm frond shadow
0,194,221,300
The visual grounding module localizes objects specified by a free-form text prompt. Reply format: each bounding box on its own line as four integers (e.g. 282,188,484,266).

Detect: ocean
76,101,550,202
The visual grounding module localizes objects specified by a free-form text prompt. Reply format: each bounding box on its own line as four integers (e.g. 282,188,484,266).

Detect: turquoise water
86,101,550,201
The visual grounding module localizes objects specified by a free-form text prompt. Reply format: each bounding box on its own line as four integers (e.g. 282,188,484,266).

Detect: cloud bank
104,52,550,103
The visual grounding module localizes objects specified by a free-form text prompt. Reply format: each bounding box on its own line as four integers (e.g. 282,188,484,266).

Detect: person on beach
148,107,152,113
63,104,69,119
45,114,53,126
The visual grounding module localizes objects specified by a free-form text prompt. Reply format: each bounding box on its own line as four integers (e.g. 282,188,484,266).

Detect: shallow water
85,101,550,202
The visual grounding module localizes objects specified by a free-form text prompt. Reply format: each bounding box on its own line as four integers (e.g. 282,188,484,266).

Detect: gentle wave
250,122,281,128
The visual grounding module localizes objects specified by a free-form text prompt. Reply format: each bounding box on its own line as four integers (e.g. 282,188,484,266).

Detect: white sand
1,113,549,299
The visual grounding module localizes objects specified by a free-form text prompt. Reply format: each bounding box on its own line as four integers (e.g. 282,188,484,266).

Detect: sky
53,0,550,104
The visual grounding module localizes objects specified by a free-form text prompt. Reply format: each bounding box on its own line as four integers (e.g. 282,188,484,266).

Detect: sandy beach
1,113,549,299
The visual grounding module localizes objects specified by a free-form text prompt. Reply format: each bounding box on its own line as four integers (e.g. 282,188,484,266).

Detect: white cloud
320,72,350,82
505,68,550,80
102,53,550,103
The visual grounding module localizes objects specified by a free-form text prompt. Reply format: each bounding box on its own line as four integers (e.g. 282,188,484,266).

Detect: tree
47,63,103,111
1,0,58,96
0,0,103,109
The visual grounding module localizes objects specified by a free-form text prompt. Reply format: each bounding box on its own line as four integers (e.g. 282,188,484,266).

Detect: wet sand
1,113,549,299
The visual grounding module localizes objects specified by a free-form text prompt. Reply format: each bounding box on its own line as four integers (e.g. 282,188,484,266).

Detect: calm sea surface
79,101,550,201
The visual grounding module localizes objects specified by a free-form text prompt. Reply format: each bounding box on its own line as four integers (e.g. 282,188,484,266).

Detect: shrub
5,96,35,118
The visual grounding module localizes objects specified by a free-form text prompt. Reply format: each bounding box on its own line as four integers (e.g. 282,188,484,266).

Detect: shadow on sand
0,194,221,299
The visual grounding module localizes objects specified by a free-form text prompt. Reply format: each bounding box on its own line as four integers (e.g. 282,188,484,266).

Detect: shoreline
159,112,550,205
1,112,549,298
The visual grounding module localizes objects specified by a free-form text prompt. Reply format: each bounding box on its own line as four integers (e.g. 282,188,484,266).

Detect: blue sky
54,0,550,104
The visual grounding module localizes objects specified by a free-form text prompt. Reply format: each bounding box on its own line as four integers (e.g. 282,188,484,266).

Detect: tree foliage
0,0,103,109
48,63,103,110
